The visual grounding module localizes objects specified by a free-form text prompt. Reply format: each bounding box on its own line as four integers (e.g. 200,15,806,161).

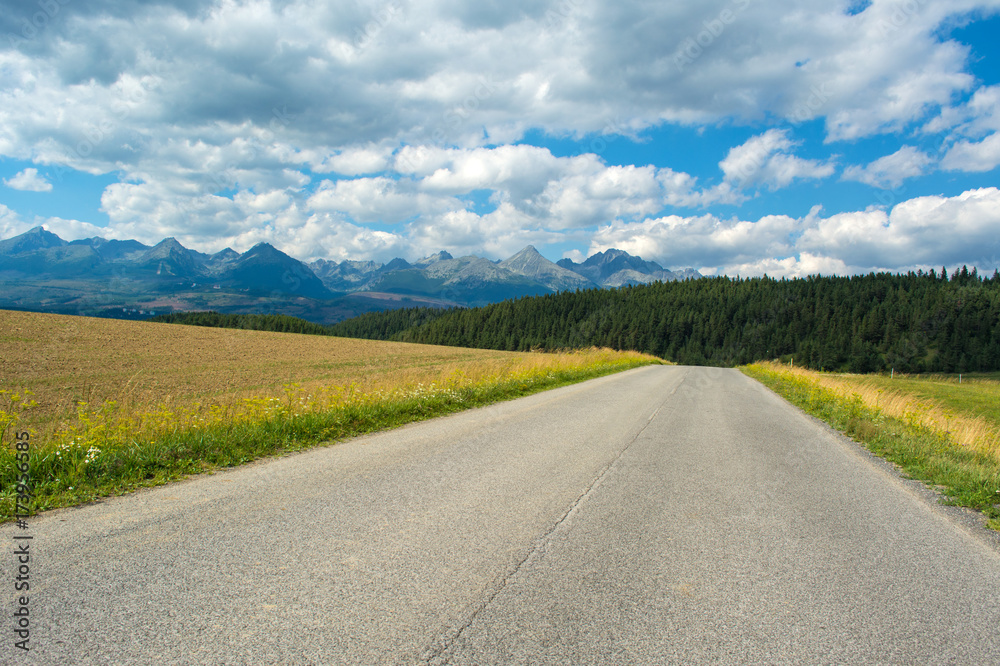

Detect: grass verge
843,373,1000,432
1,349,659,521
742,362,1000,531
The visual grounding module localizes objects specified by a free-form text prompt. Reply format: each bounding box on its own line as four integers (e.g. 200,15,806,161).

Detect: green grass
856,374,1000,428
1,357,658,521
742,363,1000,529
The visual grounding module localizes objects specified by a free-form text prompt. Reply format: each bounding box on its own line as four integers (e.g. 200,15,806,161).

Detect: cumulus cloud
0,204,30,240
589,188,1000,277
941,133,1000,172
407,145,565,196
282,213,408,263
405,203,560,259
309,144,395,176
38,217,109,241
842,146,933,188
923,84,1000,136
658,169,745,208
1,0,998,270
721,253,854,280
100,181,249,247
719,130,835,190
4,168,52,192
0,0,991,175
308,177,463,223
927,84,1000,173
395,144,734,227
590,212,801,271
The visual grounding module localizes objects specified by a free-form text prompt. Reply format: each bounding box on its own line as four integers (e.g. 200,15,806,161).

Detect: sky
1,0,999,277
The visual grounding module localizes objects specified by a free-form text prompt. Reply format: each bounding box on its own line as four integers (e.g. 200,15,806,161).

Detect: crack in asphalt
419,374,682,665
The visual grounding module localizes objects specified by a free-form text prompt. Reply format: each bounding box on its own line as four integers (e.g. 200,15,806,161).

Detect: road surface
4,365,1000,664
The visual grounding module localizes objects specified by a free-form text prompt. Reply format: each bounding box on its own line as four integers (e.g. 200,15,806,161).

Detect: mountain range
0,226,699,324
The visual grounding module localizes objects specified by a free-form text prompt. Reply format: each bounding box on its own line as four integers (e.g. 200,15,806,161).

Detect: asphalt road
4,365,1000,664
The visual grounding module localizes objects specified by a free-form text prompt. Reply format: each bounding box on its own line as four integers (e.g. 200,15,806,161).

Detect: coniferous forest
150,311,333,336
328,268,1000,373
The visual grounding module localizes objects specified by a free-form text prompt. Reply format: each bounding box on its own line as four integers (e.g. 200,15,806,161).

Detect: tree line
328,267,1000,373
149,311,333,336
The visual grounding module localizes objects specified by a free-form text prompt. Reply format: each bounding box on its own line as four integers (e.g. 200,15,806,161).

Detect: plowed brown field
0,309,549,433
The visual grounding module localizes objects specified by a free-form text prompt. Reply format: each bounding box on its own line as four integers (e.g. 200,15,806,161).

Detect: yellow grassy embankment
754,361,1000,464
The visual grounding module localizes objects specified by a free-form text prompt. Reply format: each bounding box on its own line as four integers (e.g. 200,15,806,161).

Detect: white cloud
305,143,681,254
588,188,1000,277
405,203,558,259
1,0,998,270
926,84,1000,173
0,204,30,240
540,164,663,228
280,213,408,264
398,144,740,227
723,253,854,280
794,188,1000,272
720,130,835,190
590,212,801,270
412,144,565,197
100,181,248,247
310,144,395,175
391,144,733,228
657,169,745,208
0,0,993,183
4,168,52,192
39,218,109,241
842,146,933,188
307,177,463,223
923,84,1000,136
941,133,1000,172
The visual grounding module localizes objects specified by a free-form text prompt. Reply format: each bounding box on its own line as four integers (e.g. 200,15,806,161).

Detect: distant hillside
332,269,1000,373
0,227,699,322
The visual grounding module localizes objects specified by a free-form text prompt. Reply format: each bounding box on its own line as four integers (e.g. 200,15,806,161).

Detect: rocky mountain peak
0,226,67,255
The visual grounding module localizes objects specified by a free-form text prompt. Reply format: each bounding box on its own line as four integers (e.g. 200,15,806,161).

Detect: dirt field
0,309,542,433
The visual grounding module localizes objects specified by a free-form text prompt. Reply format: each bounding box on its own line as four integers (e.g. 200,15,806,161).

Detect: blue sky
1,0,999,277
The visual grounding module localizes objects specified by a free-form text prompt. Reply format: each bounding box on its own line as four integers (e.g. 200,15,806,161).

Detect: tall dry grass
756,361,1000,464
